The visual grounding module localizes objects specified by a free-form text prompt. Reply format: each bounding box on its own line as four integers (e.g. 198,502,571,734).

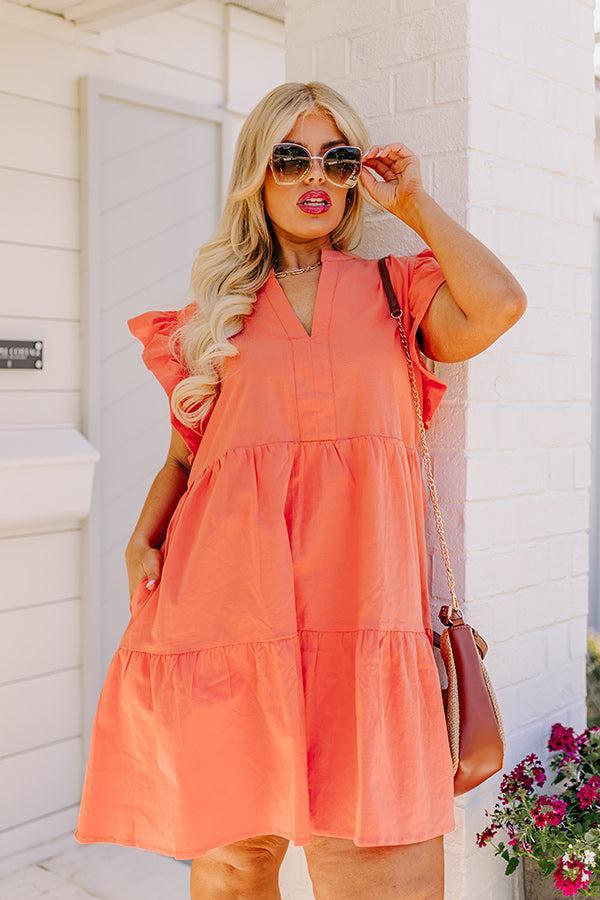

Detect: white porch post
283,1,595,898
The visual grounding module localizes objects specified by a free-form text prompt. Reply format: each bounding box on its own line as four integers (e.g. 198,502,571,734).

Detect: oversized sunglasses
269,142,363,188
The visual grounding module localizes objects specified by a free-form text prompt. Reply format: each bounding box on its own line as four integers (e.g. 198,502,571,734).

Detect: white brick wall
463,0,594,884
285,1,595,898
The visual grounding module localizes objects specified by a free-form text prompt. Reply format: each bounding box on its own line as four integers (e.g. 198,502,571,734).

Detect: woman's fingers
362,143,383,159
363,146,414,181
363,157,398,182
363,143,417,176
142,547,163,589
360,142,425,218
363,142,415,160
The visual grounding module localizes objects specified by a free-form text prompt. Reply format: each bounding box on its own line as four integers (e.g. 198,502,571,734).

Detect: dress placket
264,253,339,441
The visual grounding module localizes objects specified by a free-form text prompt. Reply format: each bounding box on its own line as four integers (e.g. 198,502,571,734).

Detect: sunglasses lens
271,143,310,183
323,146,362,187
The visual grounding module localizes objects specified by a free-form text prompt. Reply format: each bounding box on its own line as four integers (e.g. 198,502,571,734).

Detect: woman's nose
304,156,326,183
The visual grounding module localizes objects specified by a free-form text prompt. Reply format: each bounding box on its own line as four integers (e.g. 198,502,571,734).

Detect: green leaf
501,849,510,862
540,860,556,877
505,857,520,876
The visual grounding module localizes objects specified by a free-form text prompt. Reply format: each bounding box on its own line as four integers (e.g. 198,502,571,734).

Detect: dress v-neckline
264,247,340,341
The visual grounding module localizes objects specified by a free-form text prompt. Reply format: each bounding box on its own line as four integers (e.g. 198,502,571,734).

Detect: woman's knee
303,833,445,900
190,834,289,898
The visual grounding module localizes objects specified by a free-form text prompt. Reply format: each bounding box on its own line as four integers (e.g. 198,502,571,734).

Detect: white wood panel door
80,77,229,748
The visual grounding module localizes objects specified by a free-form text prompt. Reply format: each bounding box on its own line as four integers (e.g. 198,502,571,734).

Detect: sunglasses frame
269,141,363,188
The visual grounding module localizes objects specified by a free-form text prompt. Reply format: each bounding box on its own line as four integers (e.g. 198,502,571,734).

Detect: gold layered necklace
273,258,323,279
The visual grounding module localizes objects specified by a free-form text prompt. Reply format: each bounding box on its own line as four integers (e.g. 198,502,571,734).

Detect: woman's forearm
126,458,189,554
400,189,526,318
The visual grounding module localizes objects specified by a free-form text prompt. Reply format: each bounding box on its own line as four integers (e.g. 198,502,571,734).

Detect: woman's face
262,111,352,249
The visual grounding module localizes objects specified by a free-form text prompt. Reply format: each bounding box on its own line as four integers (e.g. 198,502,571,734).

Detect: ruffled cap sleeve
384,249,448,430
127,302,202,461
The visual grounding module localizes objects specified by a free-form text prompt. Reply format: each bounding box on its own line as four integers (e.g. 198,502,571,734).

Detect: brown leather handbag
378,256,506,797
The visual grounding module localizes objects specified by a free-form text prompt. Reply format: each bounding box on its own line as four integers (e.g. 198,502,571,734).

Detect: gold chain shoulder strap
377,256,461,618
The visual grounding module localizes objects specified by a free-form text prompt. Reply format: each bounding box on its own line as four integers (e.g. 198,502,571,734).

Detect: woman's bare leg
303,833,445,900
189,834,289,899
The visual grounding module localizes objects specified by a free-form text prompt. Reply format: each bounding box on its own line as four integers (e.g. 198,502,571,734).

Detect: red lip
297,190,331,205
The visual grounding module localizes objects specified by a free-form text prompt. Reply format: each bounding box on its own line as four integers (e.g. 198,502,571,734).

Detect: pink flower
507,836,534,852
553,857,593,897
548,723,579,753
577,775,600,810
530,757,548,786
475,824,499,847
531,795,568,828
548,723,585,766
507,835,528,850
500,753,547,800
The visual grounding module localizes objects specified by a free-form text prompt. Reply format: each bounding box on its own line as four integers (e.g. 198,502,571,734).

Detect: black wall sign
0,340,43,369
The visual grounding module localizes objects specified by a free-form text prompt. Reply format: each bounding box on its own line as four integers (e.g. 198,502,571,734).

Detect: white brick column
282,2,595,898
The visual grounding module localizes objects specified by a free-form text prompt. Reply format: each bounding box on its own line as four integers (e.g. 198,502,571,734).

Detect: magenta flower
475,823,499,847
531,795,568,828
507,836,534,852
547,723,586,766
548,723,579,753
577,775,600,811
553,857,593,896
500,753,546,800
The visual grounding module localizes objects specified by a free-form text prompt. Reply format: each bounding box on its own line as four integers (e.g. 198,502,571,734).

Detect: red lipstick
297,190,332,215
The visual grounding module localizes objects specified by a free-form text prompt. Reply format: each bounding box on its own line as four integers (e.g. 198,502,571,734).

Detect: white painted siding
0,0,284,874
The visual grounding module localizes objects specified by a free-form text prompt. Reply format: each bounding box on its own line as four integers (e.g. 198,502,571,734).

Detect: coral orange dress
73,247,456,859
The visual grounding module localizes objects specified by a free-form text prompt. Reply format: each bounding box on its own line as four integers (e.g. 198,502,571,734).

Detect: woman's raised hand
359,142,426,221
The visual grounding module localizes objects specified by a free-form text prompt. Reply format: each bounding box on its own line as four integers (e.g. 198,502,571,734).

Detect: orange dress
73,247,456,859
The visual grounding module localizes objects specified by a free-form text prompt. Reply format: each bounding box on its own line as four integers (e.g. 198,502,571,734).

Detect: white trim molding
61,0,191,32
0,426,99,533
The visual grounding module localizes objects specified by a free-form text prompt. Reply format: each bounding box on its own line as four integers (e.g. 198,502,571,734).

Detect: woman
74,81,526,898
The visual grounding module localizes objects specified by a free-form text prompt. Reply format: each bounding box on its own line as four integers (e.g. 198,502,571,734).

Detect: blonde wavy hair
169,80,372,439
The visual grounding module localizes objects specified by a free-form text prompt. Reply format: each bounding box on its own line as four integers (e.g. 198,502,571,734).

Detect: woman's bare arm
402,190,527,363
124,427,193,598
359,143,527,363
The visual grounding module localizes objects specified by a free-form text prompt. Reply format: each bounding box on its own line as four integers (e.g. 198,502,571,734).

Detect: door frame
78,75,232,753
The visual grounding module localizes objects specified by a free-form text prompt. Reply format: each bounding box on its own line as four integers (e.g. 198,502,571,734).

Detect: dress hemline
77,627,454,856
72,816,457,860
